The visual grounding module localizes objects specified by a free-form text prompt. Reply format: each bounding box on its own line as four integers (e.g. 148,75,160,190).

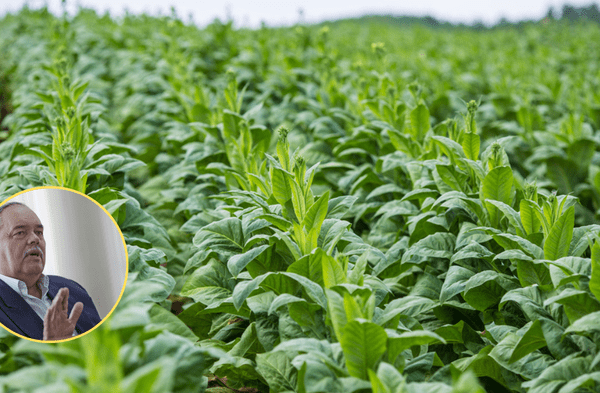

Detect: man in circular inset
0,202,101,340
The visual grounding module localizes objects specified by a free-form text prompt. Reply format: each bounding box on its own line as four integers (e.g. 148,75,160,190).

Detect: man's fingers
43,302,55,324
61,288,69,311
50,287,70,312
51,288,65,307
43,289,80,341
69,302,84,324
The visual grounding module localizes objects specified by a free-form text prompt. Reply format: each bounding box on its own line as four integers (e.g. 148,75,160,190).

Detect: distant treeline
554,3,600,23
330,3,600,29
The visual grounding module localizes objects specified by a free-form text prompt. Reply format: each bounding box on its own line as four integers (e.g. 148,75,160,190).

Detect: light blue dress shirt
0,273,51,321
0,273,77,337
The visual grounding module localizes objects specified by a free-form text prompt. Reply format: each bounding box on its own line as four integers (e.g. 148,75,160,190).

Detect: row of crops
1,6,600,392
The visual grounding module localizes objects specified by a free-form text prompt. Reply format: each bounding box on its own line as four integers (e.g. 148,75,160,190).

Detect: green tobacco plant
8,7,600,393
267,127,330,256
191,71,270,193
26,60,96,192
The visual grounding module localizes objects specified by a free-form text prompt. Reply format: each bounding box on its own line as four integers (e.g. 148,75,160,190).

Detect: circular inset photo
0,187,127,342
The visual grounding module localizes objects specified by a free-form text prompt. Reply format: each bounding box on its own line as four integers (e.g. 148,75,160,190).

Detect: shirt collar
0,273,48,298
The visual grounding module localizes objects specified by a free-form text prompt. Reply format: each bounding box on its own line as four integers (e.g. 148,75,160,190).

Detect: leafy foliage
1,5,600,392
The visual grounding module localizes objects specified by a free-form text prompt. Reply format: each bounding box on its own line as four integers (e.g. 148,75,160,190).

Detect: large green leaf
121,357,176,393
481,166,513,226
410,103,430,141
544,205,575,260
449,241,494,270
451,345,505,388
500,286,552,321
564,311,600,336
516,258,552,289
340,320,387,380
402,232,456,264
327,196,358,219
176,303,214,338
547,256,591,288
537,318,580,360
489,332,555,380
590,239,600,302
283,272,328,309
255,351,297,392
462,271,520,311
520,199,541,236
181,260,233,305
434,164,465,192
326,289,348,341
318,219,352,255
193,217,244,255
521,356,590,393
431,136,466,163
146,304,198,342
303,191,330,233
569,225,600,257
509,320,546,363
387,330,445,355
543,288,600,323
485,229,544,259
557,372,600,393
378,296,437,324
288,301,324,330
439,265,475,303
462,132,480,161
211,356,264,388
486,199,525,236
271,167,293,205
368,362,406,393
481,166,513,204
228,244,271,277
269,294,308,315
232,273,270,310
287,254,324,286
139,332,224,393
319,249,346,288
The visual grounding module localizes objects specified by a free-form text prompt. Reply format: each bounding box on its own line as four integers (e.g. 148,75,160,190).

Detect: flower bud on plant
467,100,478,114
277,126,289,142
60,142,76,161
293,153,306,185
524,181,538,203
294,154,305,167
371,42,386,59
66,107,76,119
488,142,503,170
55,116,66,129
465,100,478,134
276,126,291,170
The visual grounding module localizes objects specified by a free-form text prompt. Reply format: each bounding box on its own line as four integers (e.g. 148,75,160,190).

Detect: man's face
0,205,45,283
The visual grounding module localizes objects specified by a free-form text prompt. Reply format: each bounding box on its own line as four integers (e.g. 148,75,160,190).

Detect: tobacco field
1,6,600,393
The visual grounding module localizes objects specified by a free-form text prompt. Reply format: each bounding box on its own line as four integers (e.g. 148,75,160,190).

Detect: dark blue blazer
0,275,102,340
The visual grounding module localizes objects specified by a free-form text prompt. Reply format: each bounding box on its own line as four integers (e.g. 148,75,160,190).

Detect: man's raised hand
43,287,83,341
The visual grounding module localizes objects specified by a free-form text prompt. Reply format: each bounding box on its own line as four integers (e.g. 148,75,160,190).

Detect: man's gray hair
0,202,26,228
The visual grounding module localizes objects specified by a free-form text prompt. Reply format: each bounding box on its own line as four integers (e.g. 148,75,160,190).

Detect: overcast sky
1,0,597,27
